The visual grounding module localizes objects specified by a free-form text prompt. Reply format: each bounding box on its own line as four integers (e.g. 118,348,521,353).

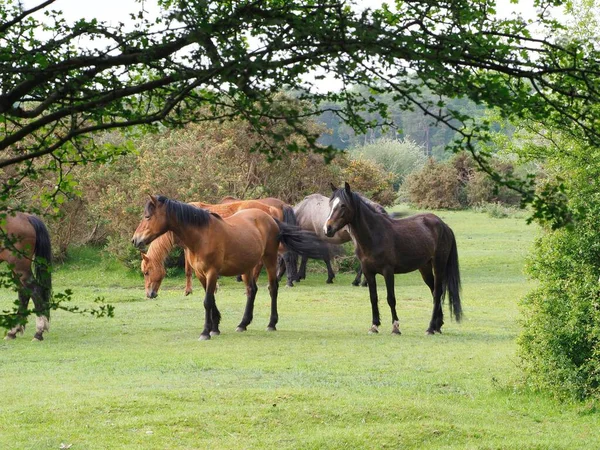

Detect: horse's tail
442,224,462,322
275,219,329,260
281,205,299,279
27,215,53,316
282,205,297,226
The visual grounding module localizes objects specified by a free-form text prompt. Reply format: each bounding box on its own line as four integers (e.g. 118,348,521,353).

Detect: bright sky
20,0,544,92
23,0,541,24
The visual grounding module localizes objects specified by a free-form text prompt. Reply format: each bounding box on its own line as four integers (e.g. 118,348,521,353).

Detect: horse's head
132,195,169,251
324,182,356,238
140,252,166,298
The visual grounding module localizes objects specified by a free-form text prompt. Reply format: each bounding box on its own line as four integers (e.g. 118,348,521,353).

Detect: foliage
1,0,599,217
402,152,524,210
338,157,396,206
515,125,600,399
349,137,428,189
54,116,395,265
402,158,462,209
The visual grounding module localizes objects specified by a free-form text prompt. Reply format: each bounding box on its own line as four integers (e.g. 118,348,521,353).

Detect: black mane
153,196,212,228
332,188,388,217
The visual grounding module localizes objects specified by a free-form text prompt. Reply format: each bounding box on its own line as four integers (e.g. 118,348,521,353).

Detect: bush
519,213,600,399
339,157,397,206
402,152,523,210
349,138,428,189
402,158,462,209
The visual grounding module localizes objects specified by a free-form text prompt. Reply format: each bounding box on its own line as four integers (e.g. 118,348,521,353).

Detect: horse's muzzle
131,237,148,253
324,224,336,238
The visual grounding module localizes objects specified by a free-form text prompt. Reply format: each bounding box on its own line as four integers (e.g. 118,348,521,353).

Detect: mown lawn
1,208,598,449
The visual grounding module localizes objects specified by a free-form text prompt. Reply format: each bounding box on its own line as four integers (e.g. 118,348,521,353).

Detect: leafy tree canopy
1,0,599,220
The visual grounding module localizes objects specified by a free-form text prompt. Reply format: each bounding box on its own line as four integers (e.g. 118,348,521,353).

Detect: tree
1,0,600,329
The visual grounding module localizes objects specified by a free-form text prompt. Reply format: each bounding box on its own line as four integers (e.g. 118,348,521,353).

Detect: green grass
1,208,598,449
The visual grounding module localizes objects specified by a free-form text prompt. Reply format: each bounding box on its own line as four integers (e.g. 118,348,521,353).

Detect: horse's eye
144,271,149,276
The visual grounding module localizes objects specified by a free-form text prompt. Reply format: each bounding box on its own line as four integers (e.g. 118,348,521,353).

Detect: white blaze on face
323,197,341,234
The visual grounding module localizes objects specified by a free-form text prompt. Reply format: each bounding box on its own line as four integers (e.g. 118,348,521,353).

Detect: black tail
27,215,52,316
275,219,329,260
442,224,462,322
282,205,297,226
281,206,299,282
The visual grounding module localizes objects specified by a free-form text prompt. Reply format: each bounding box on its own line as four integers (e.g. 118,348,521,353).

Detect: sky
19,0,544,92
22,0,541,24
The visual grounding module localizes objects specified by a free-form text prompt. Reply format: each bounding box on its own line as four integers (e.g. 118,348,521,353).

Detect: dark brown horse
1,211,52,341
325,183,462,335
132,195,327,340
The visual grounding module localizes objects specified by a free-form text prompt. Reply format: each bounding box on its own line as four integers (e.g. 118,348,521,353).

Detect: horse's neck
348,200,386,252
167,215,213,253
148,232,177,263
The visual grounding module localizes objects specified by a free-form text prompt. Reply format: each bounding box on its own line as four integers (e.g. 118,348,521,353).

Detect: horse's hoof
32,336,43,342
326,279,334,284
391,328,401,335
198,334,211,341
368,325,379,334
285,284,294,288
426,329,435,335
236,326,247,332
4,334,16,340
351,281,359,287
266,326,277,332
184,290,192,296
209,330,220,337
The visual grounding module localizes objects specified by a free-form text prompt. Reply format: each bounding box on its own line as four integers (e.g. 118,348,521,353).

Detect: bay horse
325,183,462,335
1,211,52,341
140,199,297,298
132,195,328,340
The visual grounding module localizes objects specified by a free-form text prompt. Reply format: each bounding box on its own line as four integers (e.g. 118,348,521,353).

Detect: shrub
339,157,397,206
402,158,462,209
350,138,428,189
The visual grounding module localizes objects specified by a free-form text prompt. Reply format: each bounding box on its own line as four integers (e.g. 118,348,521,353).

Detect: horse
324,183,462,335
132,195,328,340
1,211,52,341
281,193,388,285
140,199,298,298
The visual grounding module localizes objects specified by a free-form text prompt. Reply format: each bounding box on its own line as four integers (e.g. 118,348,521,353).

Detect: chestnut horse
140,199,298,298
325,183,462,335
132,195,327,340
1,211,52,341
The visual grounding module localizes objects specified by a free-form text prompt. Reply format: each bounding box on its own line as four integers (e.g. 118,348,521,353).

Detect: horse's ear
330,182,337,192
141,252,149,262
344,182,352,194
148,194,158,206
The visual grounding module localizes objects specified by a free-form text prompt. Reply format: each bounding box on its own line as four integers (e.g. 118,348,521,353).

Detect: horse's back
295,194,352,244
0,211,37,265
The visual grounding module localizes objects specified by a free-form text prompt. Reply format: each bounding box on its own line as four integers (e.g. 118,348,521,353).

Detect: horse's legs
276,255,286,281
324,256,335,284
297,255,308,281
265,257,279,331
283,251,297,287
199,273,220,341
5,285,30,340
364,271,381,334
383,271,401,335
237,272,258,332
352,265,362,286
420,262,443,335
30,281,50,341
184,249,193,296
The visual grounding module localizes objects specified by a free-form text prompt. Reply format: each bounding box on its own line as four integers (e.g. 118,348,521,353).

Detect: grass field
1,208,599,449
